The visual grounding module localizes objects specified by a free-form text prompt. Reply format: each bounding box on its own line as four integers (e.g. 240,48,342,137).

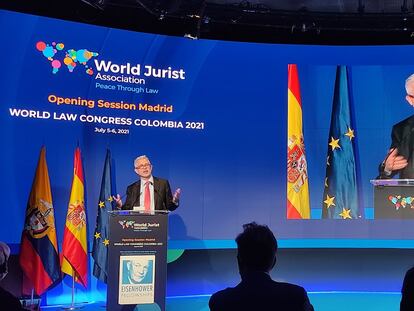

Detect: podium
107,210,169,311
371,179,414,219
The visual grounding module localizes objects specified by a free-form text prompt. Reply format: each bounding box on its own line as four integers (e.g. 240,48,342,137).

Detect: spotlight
184,34,198,40
301,23,307,32
81,0,107,10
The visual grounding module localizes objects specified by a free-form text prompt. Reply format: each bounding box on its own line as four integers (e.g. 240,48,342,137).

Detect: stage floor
42,292,401,311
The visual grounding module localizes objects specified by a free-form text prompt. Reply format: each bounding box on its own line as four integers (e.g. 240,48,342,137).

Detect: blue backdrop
1,10,414,251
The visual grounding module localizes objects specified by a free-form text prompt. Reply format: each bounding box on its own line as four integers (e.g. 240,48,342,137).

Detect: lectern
107,210,169,311
371,179,414,219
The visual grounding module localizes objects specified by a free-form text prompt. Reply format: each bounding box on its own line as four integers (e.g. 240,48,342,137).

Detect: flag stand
23,288,40,311
62,273,84,310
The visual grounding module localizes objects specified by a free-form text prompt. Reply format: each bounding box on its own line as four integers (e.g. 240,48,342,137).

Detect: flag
19,146,61,295
61,147,88,286
92,149,114,283
322,66,361,219
287,64,311,219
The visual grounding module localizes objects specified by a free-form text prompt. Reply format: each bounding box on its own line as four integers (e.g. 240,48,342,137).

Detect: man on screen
114,155,180,212
209,222,314,311
122,258,152,285
379,74,414,179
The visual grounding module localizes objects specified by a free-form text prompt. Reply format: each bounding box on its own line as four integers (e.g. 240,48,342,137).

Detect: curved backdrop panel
1,9,414,249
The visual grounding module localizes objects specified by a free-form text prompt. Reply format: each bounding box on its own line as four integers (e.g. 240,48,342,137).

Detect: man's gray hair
134,155,151,167
405,74,414,94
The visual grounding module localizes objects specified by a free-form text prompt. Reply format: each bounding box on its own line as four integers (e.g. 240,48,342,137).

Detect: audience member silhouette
0,242,23,310
209,222,314,311
401,266,414,311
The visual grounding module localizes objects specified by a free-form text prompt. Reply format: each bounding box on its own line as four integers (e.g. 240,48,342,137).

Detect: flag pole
30,288,34,311
62,271,84,310
71,272,75,308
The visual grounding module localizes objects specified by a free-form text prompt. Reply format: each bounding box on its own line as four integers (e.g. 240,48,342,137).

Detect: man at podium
379,73,414,179
114,155,180,212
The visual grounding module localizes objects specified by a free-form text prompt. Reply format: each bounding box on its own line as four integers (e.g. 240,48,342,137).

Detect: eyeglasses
135,163,151,170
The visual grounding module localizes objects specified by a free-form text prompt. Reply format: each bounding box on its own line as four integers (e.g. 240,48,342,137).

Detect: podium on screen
371,179,414,219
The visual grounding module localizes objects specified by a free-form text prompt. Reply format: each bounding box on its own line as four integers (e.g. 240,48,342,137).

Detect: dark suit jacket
209,272,314,311
0,286,23,311
379,115,414,179
401,266,414,311
121,176,178,211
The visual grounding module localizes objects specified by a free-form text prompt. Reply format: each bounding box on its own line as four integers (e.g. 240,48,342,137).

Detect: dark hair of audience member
236,222,277,272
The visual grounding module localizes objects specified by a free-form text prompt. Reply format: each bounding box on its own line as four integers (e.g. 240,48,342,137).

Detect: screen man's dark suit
401,266,414,311
379,115,414,178
121,176,178,211
209,271,314,311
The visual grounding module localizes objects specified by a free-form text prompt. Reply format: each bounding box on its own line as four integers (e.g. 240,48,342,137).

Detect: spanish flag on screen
19,146,61,295
61,147,88,287
287,64,311,219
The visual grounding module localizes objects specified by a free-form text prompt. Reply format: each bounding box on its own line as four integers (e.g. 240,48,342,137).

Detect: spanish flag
19,146,61,295
61,147,88,287
287,64,311,219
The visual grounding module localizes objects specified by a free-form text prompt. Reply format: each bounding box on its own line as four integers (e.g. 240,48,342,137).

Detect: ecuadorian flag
19,146,61,295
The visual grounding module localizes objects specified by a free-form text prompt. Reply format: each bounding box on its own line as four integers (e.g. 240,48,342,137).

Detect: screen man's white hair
405,74,414,94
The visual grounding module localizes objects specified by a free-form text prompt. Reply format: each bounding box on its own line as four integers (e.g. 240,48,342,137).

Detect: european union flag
92,149,114,283
322,66,362,219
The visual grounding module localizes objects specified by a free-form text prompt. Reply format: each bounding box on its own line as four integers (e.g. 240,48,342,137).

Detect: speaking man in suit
379,74,414,178
209,222,314,311
114,155,180,212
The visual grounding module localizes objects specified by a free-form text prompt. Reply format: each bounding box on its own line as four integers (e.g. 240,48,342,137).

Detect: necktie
144,181,151,212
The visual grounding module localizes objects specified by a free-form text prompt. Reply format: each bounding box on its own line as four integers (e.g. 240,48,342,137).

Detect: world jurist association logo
35,41,99,75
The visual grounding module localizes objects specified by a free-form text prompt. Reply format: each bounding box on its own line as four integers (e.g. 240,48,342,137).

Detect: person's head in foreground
236,222,277,275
